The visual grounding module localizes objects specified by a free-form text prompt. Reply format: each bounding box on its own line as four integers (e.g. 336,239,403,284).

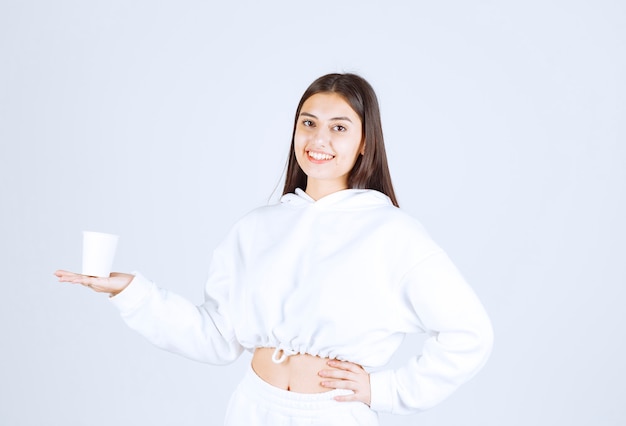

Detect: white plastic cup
82,231,119,277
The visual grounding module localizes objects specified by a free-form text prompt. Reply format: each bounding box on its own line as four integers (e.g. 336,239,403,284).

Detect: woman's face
294,92,364,197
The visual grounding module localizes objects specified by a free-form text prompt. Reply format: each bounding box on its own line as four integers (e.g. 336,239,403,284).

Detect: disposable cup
82,231,119,277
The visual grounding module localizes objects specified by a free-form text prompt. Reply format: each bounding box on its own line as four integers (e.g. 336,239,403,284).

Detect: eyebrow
300,112,353,123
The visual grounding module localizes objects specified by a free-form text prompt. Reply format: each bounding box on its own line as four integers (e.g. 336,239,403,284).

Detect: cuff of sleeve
369,369,395,413
109,271,153,315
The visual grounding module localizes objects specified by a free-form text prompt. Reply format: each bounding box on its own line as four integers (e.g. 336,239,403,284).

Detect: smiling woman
56,73,493,426
293,92,364,200
284,73,399,207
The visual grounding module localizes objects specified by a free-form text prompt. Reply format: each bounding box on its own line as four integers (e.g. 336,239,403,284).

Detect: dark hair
282,73,399,207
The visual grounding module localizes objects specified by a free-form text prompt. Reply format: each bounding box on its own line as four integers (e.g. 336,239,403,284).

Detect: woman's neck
304,180,348,201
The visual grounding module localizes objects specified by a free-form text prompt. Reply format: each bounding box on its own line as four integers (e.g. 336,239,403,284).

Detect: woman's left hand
319,360,371,406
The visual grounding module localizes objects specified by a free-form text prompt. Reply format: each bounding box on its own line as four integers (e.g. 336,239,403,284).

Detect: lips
307,150,334,161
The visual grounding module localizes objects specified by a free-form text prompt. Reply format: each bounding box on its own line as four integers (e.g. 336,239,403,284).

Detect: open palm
54,270,134,296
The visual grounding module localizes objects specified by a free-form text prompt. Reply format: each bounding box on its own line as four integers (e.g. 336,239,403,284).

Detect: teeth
309,151,334,161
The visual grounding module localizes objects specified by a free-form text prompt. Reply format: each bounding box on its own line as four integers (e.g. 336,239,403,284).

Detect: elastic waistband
239,364,354,413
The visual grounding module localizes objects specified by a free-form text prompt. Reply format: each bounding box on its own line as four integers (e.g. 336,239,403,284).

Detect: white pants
224,365,379,425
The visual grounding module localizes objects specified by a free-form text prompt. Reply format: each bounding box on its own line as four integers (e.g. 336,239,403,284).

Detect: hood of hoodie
280,188,392,211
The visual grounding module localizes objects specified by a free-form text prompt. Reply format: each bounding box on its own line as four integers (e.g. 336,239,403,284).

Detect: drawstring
271,347,297,364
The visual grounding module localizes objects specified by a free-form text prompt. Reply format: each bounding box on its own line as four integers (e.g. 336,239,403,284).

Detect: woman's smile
307,150,335,162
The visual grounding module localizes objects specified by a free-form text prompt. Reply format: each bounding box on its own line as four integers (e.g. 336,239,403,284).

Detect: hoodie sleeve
369,251,494,414
109,237,245,365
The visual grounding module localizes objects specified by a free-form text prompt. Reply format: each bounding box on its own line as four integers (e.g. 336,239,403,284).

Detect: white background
1,1,624,425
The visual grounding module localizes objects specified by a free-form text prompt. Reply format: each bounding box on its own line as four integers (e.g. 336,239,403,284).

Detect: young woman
56,73,493,425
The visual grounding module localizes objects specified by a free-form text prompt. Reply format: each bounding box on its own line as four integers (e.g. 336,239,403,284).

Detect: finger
320,379,358,391
54,270,79,280
333,394,361,403
327,359,364,373
80,276,111,288
331,382,371,406
55,270,94,283
324,381,369,406
319,368,353,381
56,272,100,287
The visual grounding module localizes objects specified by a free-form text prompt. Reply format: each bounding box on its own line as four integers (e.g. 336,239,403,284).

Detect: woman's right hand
54,270,134,296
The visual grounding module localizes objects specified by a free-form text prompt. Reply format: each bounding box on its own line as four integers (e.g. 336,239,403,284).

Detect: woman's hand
54,270,134,296
319,359,372,406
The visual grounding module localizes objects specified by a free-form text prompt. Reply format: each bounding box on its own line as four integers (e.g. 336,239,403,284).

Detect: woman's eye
333,125,346,132
302,120,313,127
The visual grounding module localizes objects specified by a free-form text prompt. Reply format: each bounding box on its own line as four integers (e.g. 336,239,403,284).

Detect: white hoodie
110,188,493,414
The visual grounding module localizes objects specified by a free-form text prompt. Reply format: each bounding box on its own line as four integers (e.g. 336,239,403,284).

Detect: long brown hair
282,73,399,207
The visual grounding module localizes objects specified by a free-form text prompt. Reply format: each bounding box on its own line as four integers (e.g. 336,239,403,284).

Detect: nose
313,126,331,147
